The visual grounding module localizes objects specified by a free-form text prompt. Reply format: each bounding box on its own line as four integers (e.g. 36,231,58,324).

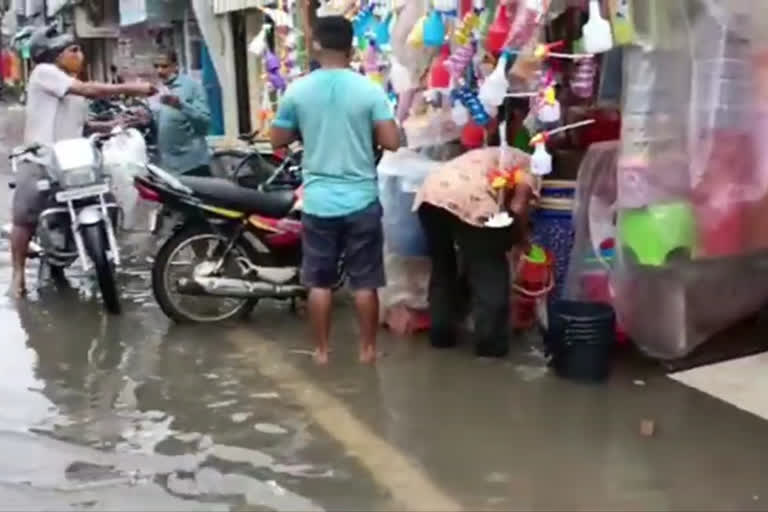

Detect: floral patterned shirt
413,147,538,227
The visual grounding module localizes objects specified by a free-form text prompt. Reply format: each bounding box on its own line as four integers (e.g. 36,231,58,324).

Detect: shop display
246,0,768,360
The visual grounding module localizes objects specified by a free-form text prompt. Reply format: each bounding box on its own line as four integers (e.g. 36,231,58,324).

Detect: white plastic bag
102,128,148,231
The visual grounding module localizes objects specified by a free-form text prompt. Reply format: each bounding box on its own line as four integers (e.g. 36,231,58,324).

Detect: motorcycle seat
179,176,296,218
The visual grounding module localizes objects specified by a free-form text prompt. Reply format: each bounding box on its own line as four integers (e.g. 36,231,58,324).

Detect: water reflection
2,281,329,510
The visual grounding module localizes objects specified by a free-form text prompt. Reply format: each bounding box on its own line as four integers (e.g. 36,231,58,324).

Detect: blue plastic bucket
545,300,616,382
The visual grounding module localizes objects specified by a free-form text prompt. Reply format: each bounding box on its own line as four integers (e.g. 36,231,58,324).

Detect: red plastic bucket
512,248,554,329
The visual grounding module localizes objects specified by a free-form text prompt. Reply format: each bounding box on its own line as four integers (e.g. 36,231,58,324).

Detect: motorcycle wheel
82,223,121,315
152,224,259,324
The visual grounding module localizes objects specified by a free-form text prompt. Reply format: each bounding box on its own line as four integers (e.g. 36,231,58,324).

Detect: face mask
57,47,84,75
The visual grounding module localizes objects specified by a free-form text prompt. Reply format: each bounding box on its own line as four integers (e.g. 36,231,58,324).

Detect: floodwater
2,104,768,511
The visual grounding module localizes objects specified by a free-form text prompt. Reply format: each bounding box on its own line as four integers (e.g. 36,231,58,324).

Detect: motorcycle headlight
58,166,101,188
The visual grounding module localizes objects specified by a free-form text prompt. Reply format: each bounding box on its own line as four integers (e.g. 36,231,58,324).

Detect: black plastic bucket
545,300,617,382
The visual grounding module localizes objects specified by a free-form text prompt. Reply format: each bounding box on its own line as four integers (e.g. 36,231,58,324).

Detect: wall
245,9,263,134
191,0,238,139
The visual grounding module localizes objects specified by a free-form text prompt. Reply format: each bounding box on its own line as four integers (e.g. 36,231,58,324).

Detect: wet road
2,104,768,511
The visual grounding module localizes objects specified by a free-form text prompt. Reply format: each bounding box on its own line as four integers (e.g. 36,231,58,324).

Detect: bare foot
359,345,377,365
313,348,329,366
10,274,26,299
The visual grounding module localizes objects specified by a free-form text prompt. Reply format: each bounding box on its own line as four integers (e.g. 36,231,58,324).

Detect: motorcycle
136,144,382,324
5,128,149,314
134,151,307,323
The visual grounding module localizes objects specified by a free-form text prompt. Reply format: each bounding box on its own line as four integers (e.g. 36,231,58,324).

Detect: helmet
28,24,77,63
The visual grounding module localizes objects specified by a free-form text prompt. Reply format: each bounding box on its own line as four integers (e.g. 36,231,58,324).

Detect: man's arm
69,80,155,99
162,81,211,135
371,89,399,152
270,91,300,149
179,82,211,135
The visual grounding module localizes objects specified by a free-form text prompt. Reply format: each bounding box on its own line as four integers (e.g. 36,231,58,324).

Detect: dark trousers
418,203,518,357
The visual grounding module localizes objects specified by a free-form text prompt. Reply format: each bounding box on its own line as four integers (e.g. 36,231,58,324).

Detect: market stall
254,0,768,362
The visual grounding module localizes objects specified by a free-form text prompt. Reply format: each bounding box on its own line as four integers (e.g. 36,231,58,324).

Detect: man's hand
160,94,182,109
129,81,157,97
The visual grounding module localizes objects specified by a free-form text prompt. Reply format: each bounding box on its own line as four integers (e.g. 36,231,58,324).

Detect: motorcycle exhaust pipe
176,276,305,299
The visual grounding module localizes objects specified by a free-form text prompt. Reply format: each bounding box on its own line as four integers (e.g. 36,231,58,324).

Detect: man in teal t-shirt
271,16,400,365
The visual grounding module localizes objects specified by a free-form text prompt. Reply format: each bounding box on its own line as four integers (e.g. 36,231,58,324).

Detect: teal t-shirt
272,69,394,218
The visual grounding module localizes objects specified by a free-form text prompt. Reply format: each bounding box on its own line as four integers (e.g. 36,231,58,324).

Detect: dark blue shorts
301,201,386,291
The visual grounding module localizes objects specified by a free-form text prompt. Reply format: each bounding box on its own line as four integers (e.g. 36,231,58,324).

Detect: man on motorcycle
270,16,400,365
152,50,212,176
10,26,155,298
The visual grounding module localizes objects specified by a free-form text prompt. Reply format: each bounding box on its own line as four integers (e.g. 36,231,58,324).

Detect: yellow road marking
227,327,462,512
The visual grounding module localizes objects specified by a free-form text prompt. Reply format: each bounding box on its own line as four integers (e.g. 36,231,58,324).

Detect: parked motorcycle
134,153,307,323
6,128,149,314
136,145,382,324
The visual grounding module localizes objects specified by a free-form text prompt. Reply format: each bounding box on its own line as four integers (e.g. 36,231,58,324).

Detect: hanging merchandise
445,41,476,78
433,0,459,16
364,38,385,85
505,0,548,49
486,121,524,228
354,4,376,41
454,10,479,45
248,23,271,56
429,44,452,89
423,9,447,47
582,0,614,54
461,119,495,148
265,51,287,92
454,86,492,126
375,13,393,47
536,86,562,124
608,0,636,46
258,86,274,134
451,101,470,126
529,118,597,175
407,15,427,47
479,52,511,110
282,32,302,81
531,140,553,176
571,56,596,99
486,3,512,55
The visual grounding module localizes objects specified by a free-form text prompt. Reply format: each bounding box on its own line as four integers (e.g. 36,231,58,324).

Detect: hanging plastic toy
375,13,392,47
536,85,561,124
354,4,376,41
265,51,286,92
282,32,302,81
530,133,553,176
423,9,446,47
478,51,510,110
445,43,475,79
505,0,545,49
407,15,427,47
571,56,597,99
453,86,491,126
485,3,512,55
433,0,458,17
451,101,470,126
453,10,479,45
583,0,614,54
258,86,274,133
364,37,384,85
429,44,452,89
248,23,271,56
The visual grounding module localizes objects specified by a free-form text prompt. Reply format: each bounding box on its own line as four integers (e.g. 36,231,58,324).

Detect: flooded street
1,104,768,511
